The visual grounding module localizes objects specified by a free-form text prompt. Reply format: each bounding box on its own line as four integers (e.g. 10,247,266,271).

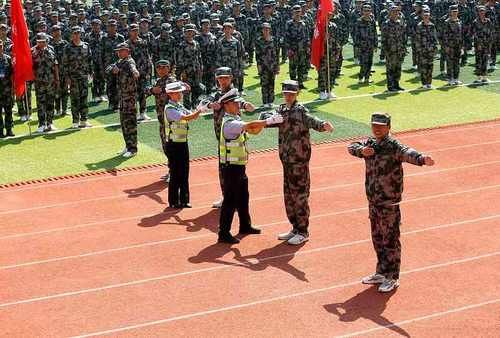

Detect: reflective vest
219,116,248,165
165,103,189,143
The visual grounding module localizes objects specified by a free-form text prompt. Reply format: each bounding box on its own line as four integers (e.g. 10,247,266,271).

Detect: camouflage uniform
255,34,279,105
107,55,139,153
63,38,91,124
407,10,422,68
262,100,327,236
153,28,176,66
32,45,58,128
381,17,407,90
0,51,13,136
216,35,245,91
51,37,69,115
442,17,463,81
458,1,474,65
332,12,349,80
415,21,438,85
348,134,427,280
318,21,341,93
241,2,259,64
101,29,125,110
196,27,217,93
175,35,203,109
284,18,308,86
127,36,151,114
354,15,378,81
85,29,106,99
472,16,494,77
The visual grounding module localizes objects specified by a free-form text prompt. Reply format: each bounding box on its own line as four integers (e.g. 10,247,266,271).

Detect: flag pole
325,14,331,97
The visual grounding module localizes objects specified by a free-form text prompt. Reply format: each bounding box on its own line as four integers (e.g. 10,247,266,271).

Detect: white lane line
337,299,500,338
2,138,499,215
2,158,499,241
70,251,500,338
2,120,500,193
2,213,499,309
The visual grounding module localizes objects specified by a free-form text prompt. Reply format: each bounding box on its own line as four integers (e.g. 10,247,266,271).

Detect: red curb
1,117,499,189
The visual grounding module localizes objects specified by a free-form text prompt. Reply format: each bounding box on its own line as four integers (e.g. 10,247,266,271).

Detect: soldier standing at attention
86,19,106,103
415,7,438,89
0,40,14,138
472,6,494,83
348,113,435,292
217,93,269,244
255,22,279,109
153,23,176,68
32,33,60,133
51,25,69,116
442,5,463,85
63,26,92,129
216,22,245,94
261,80,334,245
354,4,378,84
164,81,203,208
127,23,152,121
107,43,140,158
196,19,217,94
175,23,203,109
101,19,125,113
381,5,407,92
317,14,340,101
285,5,308,89
146,60,176,182
208,67,256,209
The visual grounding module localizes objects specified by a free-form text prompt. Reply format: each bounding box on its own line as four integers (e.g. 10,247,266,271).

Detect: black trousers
218,164,251,236
166,142,190,206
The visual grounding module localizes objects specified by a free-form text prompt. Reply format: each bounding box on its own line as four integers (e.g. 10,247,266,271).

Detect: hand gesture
244,102,255,113
361,146,375,157
132,70,140,80
423,155,435,166
323,121,334,133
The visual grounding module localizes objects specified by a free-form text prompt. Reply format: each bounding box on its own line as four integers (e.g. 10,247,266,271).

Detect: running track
1,121,500,337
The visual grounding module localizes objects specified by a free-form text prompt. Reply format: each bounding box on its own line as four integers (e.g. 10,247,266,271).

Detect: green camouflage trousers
283,162,311,236
369,203,401,280
119,96,138,153
69,77,89,123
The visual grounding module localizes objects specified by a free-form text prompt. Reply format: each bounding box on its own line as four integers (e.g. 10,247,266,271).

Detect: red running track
1,121,500,337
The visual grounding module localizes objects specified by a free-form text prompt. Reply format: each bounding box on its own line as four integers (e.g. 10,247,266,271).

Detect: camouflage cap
223,22,233,28
414,0,422,6
477,5,486,11
51,24,62,32
181,12,190,20
108,19,118,26
153,12,162,18
422,6,431,13
282,80,299,93
200,18,210,25
161,23,172,31
449,4,458,11
140,18,150,23
71,25,83,33
215,66,233,78
226,17,236,23
36,32,48,41
114,42,129,51
371,113,391,126
91,19,101,25
0,23,7,30
121,1,128,5
362,3,372,10
156,59,170,67
262,22,271,29
129,23,139,30
101,10,110,16
184,23,197,32
292,4,301,11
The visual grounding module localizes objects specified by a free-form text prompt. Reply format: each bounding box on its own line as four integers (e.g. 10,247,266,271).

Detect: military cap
119,14,127,19
37,20,48,27
220,92,244,104
184,23,197,32
223,22,233,28
156,59,170,67
36,32,48,41
77,8,85,14
50,11,58,16
114,42,129,51
120,1,128,5
262,22,271,29
449,4,458,11
362,3,372,10
371,113,391,126
389,4,398,11
0,12,6,19
414,0,422,6
51,24,62,32
33,6,42,11
108,19,118,26
0,23,7,30
165,81,187,93
130,23,139,30
71,26,83,33
69,12,78,18
298,1,306,6
282,80,299,93
91,19,101,25
161,23,172,31
210,13,220,19
153,13,162,18
112,8,120,14
215,66,233,78
181,12,190,20
422,6,431,13
201,18,210,25
226,17,236,23
477,5,486,11
292,4,301,11
175,16,184,21
101,10,110,16
263,2,273,8
140,18,150,23
129,11,138,18
140,2,148,8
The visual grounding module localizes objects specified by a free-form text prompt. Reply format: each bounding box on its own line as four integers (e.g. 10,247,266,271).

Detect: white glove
196,102,209,113
265,114,283,125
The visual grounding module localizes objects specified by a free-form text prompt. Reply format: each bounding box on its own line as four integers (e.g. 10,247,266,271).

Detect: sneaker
378,278,400,292
454,80,463,85
319,91,328,100
101,96,108,102
328,92,336,100
447,79,454,86
212,198,223,208
117,148,128,155
79,121,92,128
358,79,364,85
278,229,297,241
482,77,490,83
95,96,102,103
489,64,497,70
20,115,28,122
113,109,120,114
139,113,151,121
412,65,418,70
72,122,80,129
474,77,482,84
122,151,137,158
287,233,309,245
47,124,58,131
36,125,47,133
425,84,433,89
361,273,386,285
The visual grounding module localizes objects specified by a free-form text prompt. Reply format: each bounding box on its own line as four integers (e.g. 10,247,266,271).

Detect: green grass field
1,46,499,185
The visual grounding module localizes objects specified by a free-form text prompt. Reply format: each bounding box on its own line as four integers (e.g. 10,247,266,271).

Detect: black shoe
217,235,240,244
387,87,398,92
396,86,405,91
239,226,261,235
6,129,14,137
181,203,192,208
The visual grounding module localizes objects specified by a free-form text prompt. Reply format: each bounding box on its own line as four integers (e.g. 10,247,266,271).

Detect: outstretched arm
395,141,434,166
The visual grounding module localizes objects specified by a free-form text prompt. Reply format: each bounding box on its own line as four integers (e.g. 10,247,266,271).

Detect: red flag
10,0,34,98
310,0,335,70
